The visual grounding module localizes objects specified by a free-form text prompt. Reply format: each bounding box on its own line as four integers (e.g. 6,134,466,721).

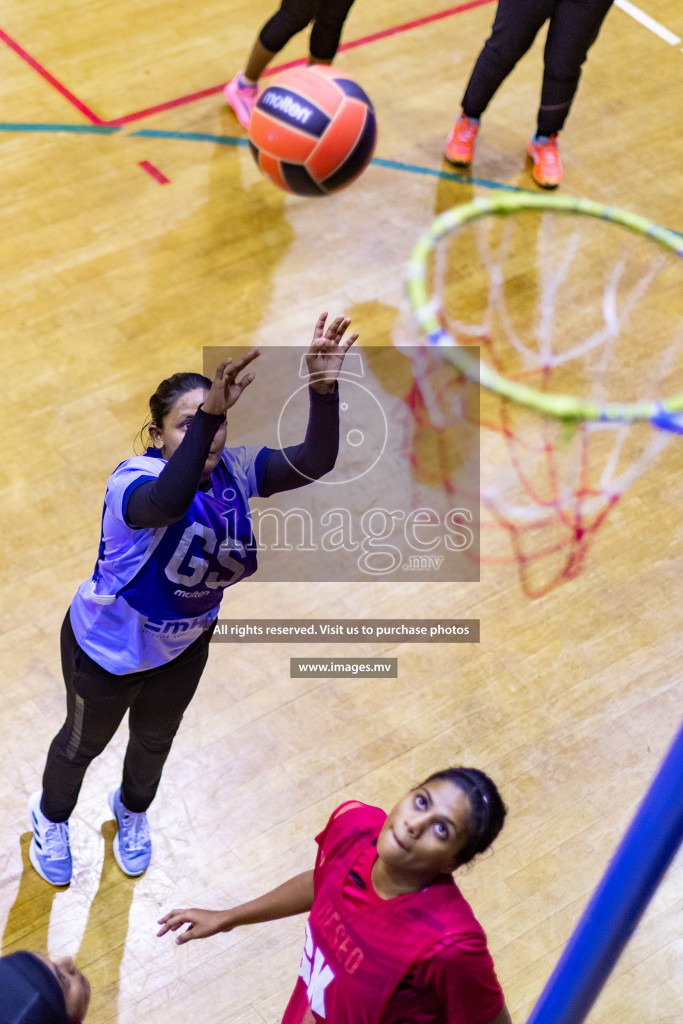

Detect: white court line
614,0,682,46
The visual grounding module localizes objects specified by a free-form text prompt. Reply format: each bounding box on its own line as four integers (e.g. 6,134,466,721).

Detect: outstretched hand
306,313,358,393
157,908,231,945
203,349,260,417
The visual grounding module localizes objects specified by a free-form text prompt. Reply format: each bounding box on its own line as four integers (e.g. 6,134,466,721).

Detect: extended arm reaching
157,869,315,945
127,351,259,528
256,385,339,496
126,407,225,527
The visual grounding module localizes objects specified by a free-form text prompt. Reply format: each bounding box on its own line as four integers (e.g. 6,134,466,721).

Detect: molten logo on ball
260,90,315,126
249,65,377,197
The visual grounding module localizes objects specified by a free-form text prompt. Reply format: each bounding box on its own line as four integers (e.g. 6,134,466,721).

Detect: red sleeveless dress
281,802,504,1024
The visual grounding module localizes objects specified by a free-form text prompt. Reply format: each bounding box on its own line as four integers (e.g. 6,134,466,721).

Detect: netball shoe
28,792,72,886
527,133,563,188
224,71,258,130
444,112,480,167
109,788,152,876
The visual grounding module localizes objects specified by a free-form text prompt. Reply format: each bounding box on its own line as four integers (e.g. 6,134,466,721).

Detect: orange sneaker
444,111,480,167
527,133,563,188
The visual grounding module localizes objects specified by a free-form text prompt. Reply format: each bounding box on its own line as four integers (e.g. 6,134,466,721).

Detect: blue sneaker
28,792,72,886
108,788,152,876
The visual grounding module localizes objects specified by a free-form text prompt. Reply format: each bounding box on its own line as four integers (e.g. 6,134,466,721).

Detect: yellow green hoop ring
407,193,683,431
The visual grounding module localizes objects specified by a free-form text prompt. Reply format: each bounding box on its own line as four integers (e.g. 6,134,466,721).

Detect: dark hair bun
421,766,507,865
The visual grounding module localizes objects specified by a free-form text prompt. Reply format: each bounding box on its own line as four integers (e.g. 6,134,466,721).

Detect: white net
407,201,683,597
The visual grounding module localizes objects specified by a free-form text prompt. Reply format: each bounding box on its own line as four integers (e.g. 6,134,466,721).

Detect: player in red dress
158,768,512,1024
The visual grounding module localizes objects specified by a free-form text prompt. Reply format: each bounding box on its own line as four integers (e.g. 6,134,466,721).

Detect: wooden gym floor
1,2,682,1022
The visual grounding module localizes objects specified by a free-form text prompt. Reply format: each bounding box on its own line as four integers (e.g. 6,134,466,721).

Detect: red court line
337,0,495,50
109,84,226,127
1,1,494,129
139,160,171,184
102,0,496,126
0,25,105,125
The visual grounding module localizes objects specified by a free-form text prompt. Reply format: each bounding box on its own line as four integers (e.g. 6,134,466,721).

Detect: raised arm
305,312,358,394
127,352,259,528
257,312,358,496
126,407,225,527
157,869,315,945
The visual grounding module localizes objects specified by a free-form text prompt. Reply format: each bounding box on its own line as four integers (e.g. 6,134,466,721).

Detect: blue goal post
525,719,683,1024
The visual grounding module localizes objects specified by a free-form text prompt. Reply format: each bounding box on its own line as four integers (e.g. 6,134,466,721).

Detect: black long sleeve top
125,384,339,529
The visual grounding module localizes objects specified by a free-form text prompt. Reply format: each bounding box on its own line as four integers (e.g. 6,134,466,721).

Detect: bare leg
248,0,317,81
244,39,277,83
242,36,332,83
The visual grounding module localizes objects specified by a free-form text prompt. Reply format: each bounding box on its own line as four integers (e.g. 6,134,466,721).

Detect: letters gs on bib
248,66,377,197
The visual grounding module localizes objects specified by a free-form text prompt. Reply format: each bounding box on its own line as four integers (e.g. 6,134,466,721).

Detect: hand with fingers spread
306,313,358,394
203,348,260,416
157,908,233,945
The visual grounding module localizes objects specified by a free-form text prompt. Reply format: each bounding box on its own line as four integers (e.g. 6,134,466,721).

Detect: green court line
130,128,249,146
0,122,118,134
371,156,523,193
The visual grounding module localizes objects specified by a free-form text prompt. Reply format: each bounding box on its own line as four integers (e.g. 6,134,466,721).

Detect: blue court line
1,121,682,230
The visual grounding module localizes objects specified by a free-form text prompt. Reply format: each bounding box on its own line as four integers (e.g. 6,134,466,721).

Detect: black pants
461,0,614,135
40,611,213,822
259,0,357,61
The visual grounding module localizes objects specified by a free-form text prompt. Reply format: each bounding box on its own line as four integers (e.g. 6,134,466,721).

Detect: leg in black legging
309,0,356,61
121,638,209,813
461,0,555,119
41,611,209,821
259,0,317,53
41,613,140,822
244,0,355,83
536,0,613,136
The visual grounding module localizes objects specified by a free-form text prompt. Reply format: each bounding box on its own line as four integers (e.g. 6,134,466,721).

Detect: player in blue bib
29,313,357,886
